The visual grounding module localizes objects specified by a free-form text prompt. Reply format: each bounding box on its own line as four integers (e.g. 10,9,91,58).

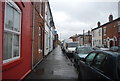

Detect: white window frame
38,27,42,54
3,0,21,64
103,27,106,36
46,31,49,48
39,0,43,18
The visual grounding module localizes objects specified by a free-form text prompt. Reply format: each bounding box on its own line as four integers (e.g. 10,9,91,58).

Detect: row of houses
92,15,120,48
0,0,58,80
69,31,92,46
69,15,120,48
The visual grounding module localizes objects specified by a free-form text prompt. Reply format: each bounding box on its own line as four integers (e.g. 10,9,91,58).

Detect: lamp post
83,30,84,45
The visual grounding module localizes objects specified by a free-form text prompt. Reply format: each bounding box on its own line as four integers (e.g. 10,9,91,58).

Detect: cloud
49,1,118,40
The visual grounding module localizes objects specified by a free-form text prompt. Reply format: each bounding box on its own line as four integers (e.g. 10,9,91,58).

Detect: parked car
78,50,120,81
93,47,109,51
73,46,93,69
65,42,79,58
110,46,120,52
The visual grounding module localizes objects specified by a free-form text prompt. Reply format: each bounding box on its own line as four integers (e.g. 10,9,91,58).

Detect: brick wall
33,2,45,67
102,19,120,47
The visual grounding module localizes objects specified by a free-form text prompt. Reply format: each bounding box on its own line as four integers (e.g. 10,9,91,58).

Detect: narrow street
24,46,78,80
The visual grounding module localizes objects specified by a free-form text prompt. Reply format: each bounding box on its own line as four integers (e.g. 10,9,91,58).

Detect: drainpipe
32,2,35,70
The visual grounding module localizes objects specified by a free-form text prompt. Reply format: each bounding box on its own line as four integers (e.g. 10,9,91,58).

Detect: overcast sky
49,0,119,40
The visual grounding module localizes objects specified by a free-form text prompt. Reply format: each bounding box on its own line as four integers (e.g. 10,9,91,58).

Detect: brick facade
102,17,120,48
32,2,45,67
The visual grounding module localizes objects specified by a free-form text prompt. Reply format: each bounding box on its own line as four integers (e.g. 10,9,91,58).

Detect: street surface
24,46,78,80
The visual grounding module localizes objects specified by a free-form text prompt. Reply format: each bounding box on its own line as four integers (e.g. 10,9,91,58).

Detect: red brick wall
33,2,45,66
0,1,3,80
102,19,120,47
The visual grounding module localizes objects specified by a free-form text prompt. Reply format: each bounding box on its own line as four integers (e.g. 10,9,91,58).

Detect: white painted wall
92,28,102,47
44,3,49,56
118,1,120,17
44,23,49,55
44,2,54,55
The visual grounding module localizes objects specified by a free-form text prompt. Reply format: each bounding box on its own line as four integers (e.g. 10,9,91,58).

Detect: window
93,41,94,46
3,1,21,63
99,40,101,44
118,22,120,32
103,27,106,36
92,53,106,70
85,52,96,65
119,37,120,47
46,32,49,48
38,27,42,53
40,0,43,16
92,31,94,37
104,39,106,44
99,29,101,36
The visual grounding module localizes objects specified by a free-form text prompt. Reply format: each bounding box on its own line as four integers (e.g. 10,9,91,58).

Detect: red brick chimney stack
109,14,113,22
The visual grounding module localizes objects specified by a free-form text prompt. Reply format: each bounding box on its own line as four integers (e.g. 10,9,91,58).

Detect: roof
92,17,120,31
92,50,120,57
47,1,55,29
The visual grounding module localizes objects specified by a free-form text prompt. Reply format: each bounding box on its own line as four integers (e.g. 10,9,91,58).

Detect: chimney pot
97,21,101,27
109,14,113,22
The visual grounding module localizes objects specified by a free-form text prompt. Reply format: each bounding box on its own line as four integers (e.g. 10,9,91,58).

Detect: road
23,45,78,80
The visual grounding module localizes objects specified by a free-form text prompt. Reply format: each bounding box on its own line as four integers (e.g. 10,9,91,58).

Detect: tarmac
23,45,78,81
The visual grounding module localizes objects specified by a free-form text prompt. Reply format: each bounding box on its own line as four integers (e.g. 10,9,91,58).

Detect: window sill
2,58,23,72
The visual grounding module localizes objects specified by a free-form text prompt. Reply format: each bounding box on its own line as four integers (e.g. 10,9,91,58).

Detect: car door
78,52,97,80
90,52,113,81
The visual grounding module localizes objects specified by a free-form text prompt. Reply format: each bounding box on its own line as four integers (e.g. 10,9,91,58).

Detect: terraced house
92,15,120,48
0,0,58,80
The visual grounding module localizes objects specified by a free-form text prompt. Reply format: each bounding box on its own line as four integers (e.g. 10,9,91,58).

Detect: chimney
97,21,101,27
109,14,113,22
88,31,90,35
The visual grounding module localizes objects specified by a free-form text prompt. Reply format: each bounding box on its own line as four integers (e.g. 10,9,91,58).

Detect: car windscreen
77,47,93,54
67,43,78,47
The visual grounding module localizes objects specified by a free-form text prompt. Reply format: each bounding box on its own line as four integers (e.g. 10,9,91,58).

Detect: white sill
3,56,20,64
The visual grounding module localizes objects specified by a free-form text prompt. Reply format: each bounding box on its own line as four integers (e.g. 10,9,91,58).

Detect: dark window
85,52,96,65
103,28,106,35
77,47,93,54
92,53,106,71
118,37,120,47
99,29,101,36
118,22,120,32
67,43,78,47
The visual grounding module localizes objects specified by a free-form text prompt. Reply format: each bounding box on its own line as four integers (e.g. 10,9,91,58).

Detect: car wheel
73,60,77,68
77,64,79,71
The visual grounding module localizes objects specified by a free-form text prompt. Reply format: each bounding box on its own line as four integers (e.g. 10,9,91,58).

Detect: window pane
13,34,20,57
93,53,106,69
13,9,20,32
85,53,96,65
5,4,14,30
3,32,12,60
40,0,43,16
119,38,120,47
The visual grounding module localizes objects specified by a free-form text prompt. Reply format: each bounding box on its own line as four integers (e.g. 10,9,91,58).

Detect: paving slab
23,46,78,80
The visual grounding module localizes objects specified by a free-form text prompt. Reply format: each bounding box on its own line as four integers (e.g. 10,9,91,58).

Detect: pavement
23,45,78,80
